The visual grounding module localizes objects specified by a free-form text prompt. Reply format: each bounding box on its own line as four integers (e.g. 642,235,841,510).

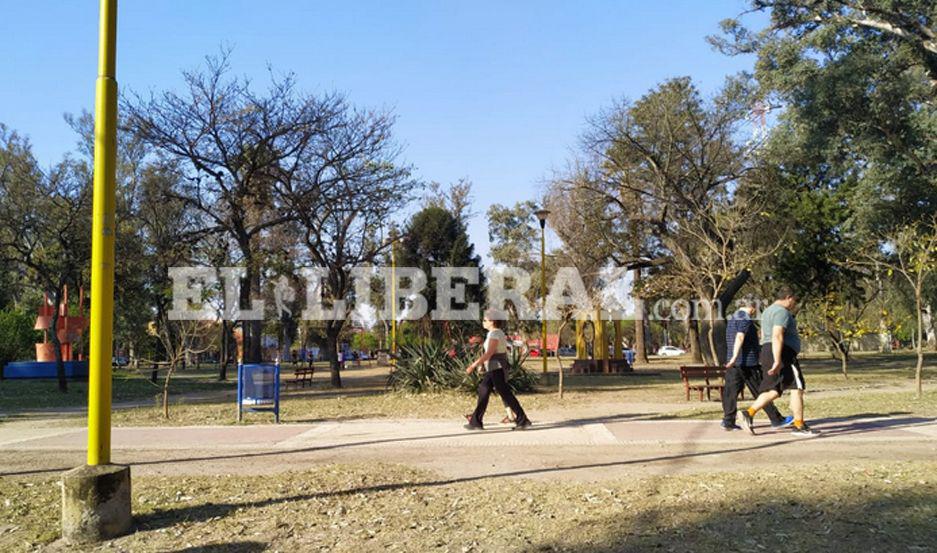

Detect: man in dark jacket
722,298,792,430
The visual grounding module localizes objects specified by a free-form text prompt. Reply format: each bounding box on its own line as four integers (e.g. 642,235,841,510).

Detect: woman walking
464,309,532,431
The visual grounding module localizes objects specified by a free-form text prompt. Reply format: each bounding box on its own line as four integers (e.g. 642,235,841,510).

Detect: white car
656,346,686,357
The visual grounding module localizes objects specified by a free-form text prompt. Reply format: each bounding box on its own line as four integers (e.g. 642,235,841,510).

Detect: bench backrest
679,366,725,381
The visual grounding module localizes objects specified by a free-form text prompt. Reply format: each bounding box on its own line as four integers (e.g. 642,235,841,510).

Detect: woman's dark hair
484,308,506,329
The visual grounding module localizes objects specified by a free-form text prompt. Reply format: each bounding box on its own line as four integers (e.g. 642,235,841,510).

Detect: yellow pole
390,239,397,362
575,317,586,359
540,223,547,374
87,0,118,466
594,308,607,374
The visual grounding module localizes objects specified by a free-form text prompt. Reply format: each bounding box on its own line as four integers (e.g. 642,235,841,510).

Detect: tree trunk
713,270,749,365
686,302,703,364
129,341,137,370
556,318,569,398
326,324,343,388
706,304,720,367
219,320,230,381
916,289,924,398
632,270,649,364
49,286,67,393
877,274,892,353
831,335,849,379
280,318,294,363
162,361,176,419
879,317,893,353
239,250,263,364
923,304,936,349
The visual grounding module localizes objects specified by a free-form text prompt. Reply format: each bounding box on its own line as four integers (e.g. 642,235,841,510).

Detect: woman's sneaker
739,410,755,435
463,415,483,430
513,419,532,431
791,424,819,437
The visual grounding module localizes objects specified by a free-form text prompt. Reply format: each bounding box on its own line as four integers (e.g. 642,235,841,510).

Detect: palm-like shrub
502,346,539,393
389,340,537,394
388,341,460,393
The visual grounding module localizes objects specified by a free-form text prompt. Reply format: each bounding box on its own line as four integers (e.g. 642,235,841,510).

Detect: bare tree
557,76,787,364
425,178,474,227
545,172,618,364
136,318,214,419
124,51,345,363
279,108,416,388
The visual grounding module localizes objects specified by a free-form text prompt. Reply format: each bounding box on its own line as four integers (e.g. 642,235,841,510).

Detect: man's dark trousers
722,364,783,425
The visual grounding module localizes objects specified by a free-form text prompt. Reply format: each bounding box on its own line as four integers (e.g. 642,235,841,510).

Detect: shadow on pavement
2,414,932,479
167,541,266,553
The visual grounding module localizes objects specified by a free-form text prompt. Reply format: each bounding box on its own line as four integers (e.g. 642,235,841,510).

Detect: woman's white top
484,329,508,354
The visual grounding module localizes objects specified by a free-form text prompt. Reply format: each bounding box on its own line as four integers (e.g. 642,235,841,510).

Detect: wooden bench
285,365,315,389
679,365,735,402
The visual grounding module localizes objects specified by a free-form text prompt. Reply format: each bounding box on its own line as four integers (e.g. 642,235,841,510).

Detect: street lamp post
390,233,397,363
61,0,132,542
534,209,550,375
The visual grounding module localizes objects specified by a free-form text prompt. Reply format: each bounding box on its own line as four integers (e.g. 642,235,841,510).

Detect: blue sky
3,1,762,262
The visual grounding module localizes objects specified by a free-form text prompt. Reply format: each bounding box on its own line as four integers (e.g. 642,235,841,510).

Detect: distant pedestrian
739,286,818,436
464,309,531,431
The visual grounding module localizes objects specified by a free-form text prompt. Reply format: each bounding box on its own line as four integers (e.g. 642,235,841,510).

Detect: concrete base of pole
61,464,132,543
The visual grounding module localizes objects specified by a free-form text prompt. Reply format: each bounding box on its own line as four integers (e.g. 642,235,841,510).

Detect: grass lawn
111,351,934,426
2,461,935,552
0,365,239,412
2,352,934,427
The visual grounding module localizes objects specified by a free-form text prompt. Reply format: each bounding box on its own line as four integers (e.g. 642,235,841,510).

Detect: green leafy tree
556,77,785,364
0,125,91,392
0,309,40,377
487,201,539,271
399,206,484,340
850,215,937,397
715,0,937,367
486,200,557,340
352,330,379,353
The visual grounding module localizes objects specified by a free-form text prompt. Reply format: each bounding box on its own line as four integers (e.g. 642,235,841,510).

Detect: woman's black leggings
469,362,528,427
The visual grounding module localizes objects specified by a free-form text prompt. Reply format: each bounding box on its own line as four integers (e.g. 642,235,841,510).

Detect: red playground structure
34,286,87,362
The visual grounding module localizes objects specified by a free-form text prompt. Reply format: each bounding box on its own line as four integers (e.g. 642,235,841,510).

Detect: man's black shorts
757,344,805,396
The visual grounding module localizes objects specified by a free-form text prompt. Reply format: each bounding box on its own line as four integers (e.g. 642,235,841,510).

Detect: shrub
388,341,455,393
389,340,537,394
0,309,40,377
351,330,379,352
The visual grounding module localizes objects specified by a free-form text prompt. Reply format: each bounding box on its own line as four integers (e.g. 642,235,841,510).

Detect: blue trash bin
237,363,280,423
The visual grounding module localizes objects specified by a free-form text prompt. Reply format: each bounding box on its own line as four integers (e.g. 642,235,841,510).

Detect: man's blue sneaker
721,421,742,431
772,416,795,429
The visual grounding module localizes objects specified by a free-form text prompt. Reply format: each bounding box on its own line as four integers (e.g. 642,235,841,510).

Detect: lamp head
534,208,550,228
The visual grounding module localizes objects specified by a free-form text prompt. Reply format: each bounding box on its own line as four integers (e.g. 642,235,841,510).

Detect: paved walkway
2,414,935,481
